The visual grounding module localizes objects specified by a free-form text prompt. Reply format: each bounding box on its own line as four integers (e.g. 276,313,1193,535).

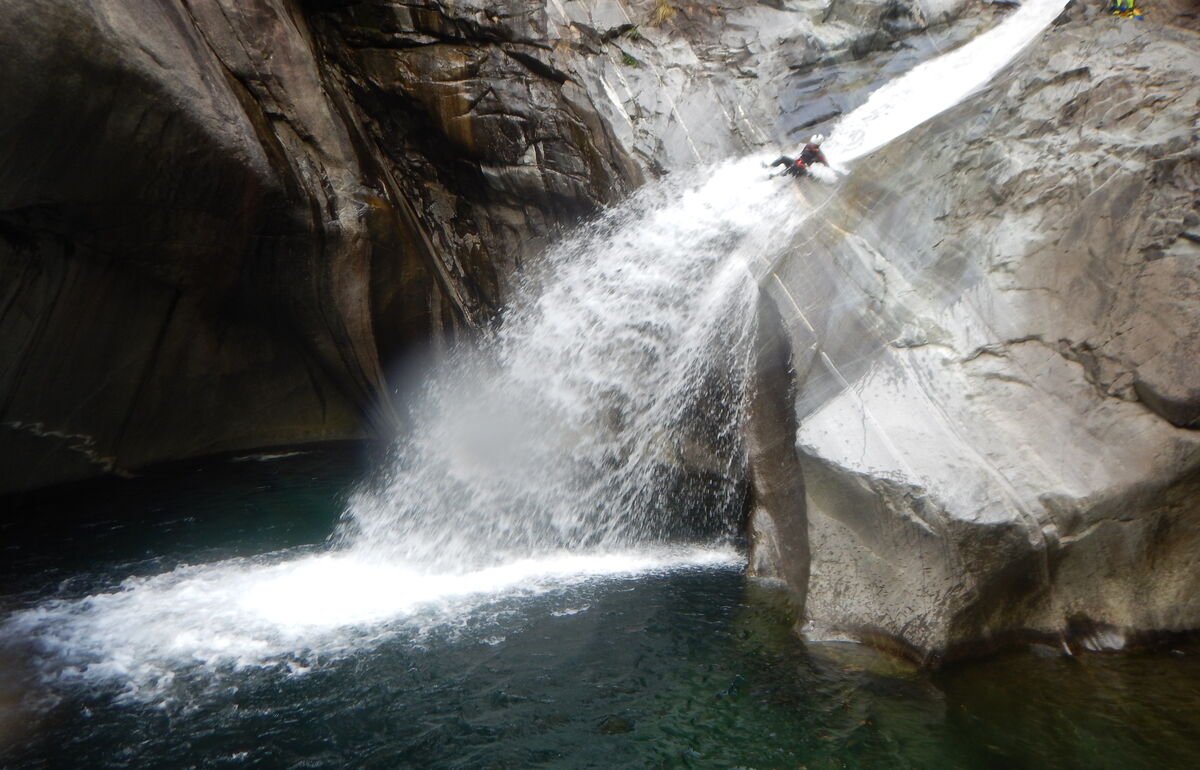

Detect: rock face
0,0,642,495
752,4,1200,663
0,0,975,495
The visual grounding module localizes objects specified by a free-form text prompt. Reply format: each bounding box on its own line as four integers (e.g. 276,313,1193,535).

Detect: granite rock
753,5,1200,663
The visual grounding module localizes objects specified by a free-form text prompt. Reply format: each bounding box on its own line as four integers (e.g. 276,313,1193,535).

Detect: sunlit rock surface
756,4,1200,662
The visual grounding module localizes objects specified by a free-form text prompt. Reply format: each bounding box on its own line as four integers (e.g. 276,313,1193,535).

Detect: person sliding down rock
765,134,829,179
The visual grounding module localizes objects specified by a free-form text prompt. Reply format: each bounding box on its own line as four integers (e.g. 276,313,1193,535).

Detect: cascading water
340,161,802,571
1,0,1068,709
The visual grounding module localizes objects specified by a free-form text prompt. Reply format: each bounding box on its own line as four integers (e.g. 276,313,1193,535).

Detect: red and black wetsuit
799,143,828,167
770,144,827,178
768,155,808,177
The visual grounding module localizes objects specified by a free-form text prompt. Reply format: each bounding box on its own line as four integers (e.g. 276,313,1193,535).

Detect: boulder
752,5,1200,663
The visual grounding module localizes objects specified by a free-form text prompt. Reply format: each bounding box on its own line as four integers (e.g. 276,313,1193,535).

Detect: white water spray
342,161,802,571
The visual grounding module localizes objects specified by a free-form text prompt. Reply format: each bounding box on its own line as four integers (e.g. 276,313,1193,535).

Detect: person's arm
814,148,829,166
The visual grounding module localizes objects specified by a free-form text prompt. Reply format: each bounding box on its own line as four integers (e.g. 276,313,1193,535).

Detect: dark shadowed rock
0,0,646,494
1,0,391,492
747,293,809,611
598,714,634,734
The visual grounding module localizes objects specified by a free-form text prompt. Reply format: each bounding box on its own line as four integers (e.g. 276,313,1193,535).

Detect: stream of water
824,0,1071,166
338,159,800,570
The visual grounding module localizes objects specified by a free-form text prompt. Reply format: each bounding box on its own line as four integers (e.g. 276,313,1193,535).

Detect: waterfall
0,160,803,703
340,160,803,571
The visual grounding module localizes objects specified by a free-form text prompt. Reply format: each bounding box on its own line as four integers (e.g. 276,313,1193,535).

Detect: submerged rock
753,5,1200,663
598,714,635,734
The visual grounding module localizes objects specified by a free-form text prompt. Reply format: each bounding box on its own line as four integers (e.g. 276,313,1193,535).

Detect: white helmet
810,134,825,145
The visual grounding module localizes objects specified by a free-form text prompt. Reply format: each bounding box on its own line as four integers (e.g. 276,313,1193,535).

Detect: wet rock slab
755,5,1200,663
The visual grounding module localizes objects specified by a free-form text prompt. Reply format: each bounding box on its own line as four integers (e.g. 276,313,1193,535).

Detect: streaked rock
753,5,1200,663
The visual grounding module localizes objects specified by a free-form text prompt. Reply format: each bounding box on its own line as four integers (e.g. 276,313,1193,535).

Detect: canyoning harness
799,143,828,168
767,155,808,178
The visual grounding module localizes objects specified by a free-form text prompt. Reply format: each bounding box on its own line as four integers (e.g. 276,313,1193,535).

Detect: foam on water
3,545,740,703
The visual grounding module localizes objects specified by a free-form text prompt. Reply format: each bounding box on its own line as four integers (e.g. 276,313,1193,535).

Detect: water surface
3,453,1198,769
